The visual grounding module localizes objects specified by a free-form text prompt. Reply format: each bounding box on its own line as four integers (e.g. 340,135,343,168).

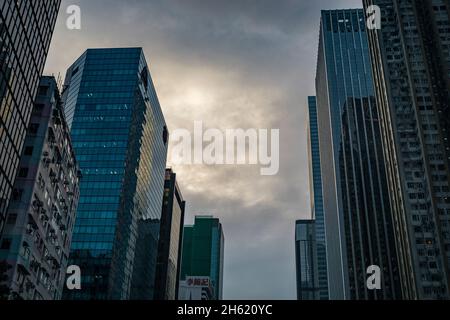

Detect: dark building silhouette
295,220,319,300
154,169,185,300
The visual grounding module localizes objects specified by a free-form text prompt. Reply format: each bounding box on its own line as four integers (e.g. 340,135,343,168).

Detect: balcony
17,257,31,276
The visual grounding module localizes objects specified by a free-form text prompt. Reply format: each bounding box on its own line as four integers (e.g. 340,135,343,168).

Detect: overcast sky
45,0,362,300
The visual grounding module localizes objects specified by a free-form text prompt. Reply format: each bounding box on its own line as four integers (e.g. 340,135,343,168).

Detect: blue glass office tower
315,9,402,299
61,48,168,300
307,96,329,300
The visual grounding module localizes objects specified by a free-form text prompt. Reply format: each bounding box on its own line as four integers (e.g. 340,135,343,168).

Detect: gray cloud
45,0,363,299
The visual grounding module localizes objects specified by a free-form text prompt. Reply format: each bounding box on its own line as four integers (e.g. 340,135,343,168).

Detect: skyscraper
0,76,80,300
0,0,62,236
307,96,329,300
363,0,450,299
154,168,186,300
180,216,224,300
295,220,318,300
315,9,402,299
61,48,169,300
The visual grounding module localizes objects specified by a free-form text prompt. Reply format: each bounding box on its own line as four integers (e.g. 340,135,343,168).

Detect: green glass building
180,216,224,300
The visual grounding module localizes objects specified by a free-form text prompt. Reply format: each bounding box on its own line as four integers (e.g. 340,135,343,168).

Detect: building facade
0,0,61,236
180,216,224,300
363,0,450,299
0,76,80,300
154,169,185,300
307,96,329,299
178,276,214,300
295,220,319,300
61,48,168,300
315,9,402,299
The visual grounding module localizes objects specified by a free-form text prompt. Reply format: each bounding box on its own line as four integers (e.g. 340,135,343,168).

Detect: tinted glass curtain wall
307,96,329,300
0,0,61,236
61,48,168,300
315,9,402,300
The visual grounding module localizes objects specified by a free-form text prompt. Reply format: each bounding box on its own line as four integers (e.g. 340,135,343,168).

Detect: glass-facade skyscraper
364,0,450,299
61,48,168,300
307,96,329,300
180,216,224,300
0,0,61,236
295,220,318,300
315,9,402,299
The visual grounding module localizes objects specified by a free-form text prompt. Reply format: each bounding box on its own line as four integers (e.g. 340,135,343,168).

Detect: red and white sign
186,277,210,287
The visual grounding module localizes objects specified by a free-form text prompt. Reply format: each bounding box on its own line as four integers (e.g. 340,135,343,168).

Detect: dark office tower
295,220,319,300
363,0,450,299
61,48,169,300
315,9,402,300
0,0,61,236
307,96,329,300
180,216,224,300
154,169,186,300
0,76,80,300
